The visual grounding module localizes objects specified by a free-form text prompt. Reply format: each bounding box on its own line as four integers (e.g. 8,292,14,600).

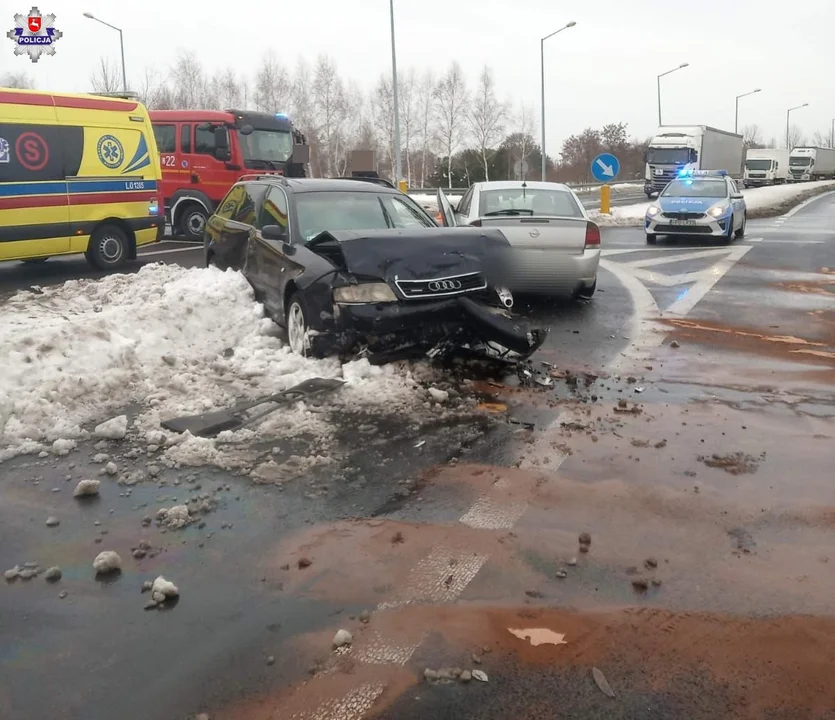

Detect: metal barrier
407,179,639,196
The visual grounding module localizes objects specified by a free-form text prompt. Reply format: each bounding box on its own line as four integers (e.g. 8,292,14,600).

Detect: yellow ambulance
0,88,163,269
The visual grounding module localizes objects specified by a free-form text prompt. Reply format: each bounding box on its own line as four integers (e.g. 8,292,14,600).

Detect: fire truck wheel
179,204,209,241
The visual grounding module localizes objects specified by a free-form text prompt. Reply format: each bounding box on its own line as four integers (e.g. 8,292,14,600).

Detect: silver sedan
436,181,600,299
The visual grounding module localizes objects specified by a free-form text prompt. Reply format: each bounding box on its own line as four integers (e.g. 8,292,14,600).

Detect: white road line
376,547,488,611
459,477,528,529
353,632,425,666
138,246,202,258
291,684,385,720
620,247,736,269
664,245,752,316
745,237,763,242
781,189,835,218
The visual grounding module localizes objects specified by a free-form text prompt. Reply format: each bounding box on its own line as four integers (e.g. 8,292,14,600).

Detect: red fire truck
149,109,309,239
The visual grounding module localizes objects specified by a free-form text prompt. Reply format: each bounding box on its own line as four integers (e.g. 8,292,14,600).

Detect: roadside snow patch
0,264,437,466
590,181,835,226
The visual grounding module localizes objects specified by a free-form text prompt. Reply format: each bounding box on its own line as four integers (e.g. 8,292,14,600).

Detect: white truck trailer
644,125,744,198
787,146,835,182
743,148,790,188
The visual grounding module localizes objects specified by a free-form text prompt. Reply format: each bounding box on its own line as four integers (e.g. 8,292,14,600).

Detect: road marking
352,632,425,666
664,245,752,316
781,189,835,218
746,237,763,242
138,246,202,258
291,684,385,720
620,247,735,269
459,478,528,529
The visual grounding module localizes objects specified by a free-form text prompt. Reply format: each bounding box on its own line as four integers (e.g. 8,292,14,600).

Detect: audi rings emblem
428,280,463,292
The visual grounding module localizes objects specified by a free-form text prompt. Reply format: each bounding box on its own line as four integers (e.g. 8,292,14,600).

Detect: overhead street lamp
657,63,689,127
540,20,576,181
389,0,404,190
83,12,127,94
786,103,808,149
734,88,761,134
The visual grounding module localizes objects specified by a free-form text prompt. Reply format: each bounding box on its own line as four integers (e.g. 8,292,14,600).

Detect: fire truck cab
150,109,308,239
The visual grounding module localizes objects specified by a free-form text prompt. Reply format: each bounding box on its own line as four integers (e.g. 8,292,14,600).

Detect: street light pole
389,0,403,189
540,21,576,181
734,88,761,134
83,12,127,94
785,103,809,149
656,63,689,127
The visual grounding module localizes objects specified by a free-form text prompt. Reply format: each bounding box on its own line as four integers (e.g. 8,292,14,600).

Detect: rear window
478,188,583,218
293,191,434,242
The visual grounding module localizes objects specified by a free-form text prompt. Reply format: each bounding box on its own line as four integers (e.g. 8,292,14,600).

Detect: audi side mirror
261,224,287,242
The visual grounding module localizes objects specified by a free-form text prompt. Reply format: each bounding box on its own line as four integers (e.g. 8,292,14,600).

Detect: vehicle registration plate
670,219,696,226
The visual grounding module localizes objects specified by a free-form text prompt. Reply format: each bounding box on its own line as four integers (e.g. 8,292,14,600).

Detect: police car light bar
680,168,728,177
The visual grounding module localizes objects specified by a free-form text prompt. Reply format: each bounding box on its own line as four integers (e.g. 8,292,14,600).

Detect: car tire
722,215,735,244
575,279,596,299
86,224,130,270
285,293,326,359
734,212,746,239
646,233,657,245
178,204,209,241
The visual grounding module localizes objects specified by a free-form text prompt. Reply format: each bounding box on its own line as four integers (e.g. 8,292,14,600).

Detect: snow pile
0,263,428,464
589,181,835,226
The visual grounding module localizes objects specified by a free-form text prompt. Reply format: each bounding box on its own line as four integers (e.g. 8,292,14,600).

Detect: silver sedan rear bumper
498,247,600,296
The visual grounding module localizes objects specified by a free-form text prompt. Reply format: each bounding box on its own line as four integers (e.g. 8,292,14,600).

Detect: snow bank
0,264,430,464
590,181,835,226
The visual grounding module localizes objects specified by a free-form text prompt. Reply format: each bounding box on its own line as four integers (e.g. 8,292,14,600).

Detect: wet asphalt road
1,191,835,719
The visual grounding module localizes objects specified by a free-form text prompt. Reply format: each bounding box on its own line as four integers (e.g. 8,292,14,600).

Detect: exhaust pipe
496,286,513,309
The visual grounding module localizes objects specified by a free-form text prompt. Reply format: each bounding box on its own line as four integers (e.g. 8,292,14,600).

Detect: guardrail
407,179,641,197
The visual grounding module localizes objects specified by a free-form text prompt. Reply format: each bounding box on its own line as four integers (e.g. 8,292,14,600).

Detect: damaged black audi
204,176,547,363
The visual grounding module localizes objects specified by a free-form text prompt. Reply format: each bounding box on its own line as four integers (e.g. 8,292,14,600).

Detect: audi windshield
293,191,435,242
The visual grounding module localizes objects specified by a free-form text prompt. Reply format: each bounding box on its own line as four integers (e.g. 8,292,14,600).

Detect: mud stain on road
776,279,835,298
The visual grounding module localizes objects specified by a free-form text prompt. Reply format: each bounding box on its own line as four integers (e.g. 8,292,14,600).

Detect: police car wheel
734,213,746,239
87,225,129,270
646,233,657,245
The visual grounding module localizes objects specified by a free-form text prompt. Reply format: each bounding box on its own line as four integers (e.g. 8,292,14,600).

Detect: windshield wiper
483,209,534,216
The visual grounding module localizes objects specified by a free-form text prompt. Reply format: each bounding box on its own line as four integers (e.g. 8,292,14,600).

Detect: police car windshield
240,129,293,164
662,179,727,198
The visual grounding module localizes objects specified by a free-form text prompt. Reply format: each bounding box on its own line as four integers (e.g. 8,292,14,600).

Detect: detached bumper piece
332,296,547,365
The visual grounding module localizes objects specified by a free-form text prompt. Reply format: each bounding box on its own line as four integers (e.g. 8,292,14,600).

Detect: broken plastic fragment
471,669,488,682
592,667,615,698
507,628,568,647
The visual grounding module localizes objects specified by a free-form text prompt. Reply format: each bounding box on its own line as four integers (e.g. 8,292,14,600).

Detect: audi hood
305,227,510,284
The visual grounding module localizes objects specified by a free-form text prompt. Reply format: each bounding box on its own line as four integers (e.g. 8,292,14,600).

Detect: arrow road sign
591,153,620,183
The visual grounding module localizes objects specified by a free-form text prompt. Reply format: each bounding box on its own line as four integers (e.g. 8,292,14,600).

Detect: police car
644,170,747,245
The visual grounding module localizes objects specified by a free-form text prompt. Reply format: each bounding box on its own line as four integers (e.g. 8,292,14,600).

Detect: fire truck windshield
239,129,294,167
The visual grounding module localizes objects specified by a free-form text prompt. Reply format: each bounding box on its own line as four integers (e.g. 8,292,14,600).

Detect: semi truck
149,109,309,239
743,148,790,188
643,125,744,198
787,146,835,183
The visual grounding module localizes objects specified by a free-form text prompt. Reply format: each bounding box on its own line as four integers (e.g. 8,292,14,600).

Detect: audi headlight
333,283,397,304
646,206,660,217
708,205,728,218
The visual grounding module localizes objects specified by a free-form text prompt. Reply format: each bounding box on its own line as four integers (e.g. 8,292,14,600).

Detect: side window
215,185,245,220
180,124,192,154
388,195,433,228
195,126,216,155
232,183,268,226
457,188,474,216
257,186,290,231
153,124,176,153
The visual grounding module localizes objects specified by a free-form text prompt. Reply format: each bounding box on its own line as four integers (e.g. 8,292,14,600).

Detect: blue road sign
591,153,620,183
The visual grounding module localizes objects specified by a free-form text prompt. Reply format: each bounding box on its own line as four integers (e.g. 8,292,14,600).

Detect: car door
247,184,299,322
455,186,474,224
436,188,459,227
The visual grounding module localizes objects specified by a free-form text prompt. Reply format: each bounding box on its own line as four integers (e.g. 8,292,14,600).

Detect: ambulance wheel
179,204,208,240
86,224,130,270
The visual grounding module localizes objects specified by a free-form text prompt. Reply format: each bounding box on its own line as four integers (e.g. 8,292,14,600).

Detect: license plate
670,219,696,226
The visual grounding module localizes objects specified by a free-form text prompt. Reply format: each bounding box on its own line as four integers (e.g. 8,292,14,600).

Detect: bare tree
211,68,246,110
0,72,34,89
170,51,206,109
136,66,165,109
787,124,805,149
467,66,507,181
812,130,834,148
416,70,437,187
312,55,347,177
506,103,538,179
741,123,764,150
433,62,469,189
399,69,418,186
90,57,120,94
254,52,292,113
370,75,395,175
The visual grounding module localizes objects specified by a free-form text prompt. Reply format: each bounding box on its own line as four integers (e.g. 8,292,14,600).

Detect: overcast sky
4,0,835,152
